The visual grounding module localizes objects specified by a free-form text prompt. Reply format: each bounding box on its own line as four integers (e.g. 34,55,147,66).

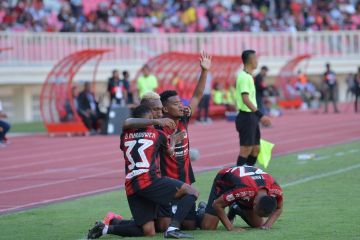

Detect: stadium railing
0,31,359,65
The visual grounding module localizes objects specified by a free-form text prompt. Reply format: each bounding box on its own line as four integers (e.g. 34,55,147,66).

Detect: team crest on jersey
226,194,235,202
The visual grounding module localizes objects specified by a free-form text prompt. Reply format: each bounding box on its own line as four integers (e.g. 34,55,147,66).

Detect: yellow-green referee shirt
137,74,158,98
235,71,257,112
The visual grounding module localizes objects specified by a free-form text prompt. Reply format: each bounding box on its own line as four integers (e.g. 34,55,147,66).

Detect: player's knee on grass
201,213,219,230
142,221,156,236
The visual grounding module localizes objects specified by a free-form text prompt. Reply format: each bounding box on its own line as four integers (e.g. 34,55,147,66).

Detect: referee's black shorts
235,111,260,146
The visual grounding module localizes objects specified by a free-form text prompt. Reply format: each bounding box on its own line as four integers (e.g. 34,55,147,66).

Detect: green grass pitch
0,141,359,240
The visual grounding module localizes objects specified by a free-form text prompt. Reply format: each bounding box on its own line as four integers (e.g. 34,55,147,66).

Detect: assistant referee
235,50,271,166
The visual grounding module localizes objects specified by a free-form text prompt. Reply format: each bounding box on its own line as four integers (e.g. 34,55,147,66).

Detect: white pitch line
282,163,360,188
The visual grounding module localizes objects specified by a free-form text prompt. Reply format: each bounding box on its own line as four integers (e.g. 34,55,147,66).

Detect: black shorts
157,201,197,221
235,111,260,146
205,174,222,216
127,177,184,226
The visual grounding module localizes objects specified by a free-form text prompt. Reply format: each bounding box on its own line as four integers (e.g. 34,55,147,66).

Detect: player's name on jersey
124,132,156,140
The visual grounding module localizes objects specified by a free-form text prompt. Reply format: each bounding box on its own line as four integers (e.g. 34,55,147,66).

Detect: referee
235,50,271,166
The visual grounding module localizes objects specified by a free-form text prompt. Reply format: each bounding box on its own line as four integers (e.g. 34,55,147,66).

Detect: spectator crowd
1,0,360,33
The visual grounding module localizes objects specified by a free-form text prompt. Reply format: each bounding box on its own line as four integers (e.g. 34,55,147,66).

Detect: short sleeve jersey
214,166,283,208
120,127,169,196
156,115,195,184
235,71,257,112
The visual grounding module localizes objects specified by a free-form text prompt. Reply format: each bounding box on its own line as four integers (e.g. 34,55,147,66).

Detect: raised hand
199,51,212,71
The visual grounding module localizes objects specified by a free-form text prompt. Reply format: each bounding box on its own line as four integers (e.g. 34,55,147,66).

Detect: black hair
258,196,277,217
241,50,256,64
261,66,269,71
132,105,152,118
122,71,129,77
160,90,178,104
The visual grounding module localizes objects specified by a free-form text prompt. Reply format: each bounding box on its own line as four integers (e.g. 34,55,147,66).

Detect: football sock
247,155,257,166
237,156,247,166
168,194,197,230
110,219,133,225
102,225,108,236
108,220,144,237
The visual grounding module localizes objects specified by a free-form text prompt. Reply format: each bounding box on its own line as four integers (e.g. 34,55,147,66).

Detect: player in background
155,51,212,231
200,166,283,231
87,105,199,239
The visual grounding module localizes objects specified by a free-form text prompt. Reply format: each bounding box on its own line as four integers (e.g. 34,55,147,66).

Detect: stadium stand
0,0,360,33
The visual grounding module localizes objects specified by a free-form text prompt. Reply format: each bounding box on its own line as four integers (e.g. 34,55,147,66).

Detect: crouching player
200,166,283,231
87,105,198,239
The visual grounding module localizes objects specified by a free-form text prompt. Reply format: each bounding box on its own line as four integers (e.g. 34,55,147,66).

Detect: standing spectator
354,67,360,113
121,71,132,104
345,73,355,101
254,66,268,113
196,71,212,123
137,65,158,99
107,70,126,106
0,100,11,146
77,82,98,133
322,63,339,113
235,50,271,167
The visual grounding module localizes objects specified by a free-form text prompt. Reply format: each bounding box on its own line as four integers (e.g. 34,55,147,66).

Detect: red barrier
40,49,110,136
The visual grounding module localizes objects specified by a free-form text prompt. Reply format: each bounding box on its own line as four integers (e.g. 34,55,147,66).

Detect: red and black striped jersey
120,127,169,196
156,115,195,184
214,166,283,208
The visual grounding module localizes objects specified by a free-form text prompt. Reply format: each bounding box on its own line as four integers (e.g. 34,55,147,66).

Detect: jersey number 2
124,139,154,170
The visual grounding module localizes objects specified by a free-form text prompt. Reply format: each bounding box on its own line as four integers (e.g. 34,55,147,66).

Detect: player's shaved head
255,196,277,217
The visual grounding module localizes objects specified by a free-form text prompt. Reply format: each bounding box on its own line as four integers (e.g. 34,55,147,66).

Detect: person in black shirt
322,63,339,113
254,66,268,113
354,67,360,113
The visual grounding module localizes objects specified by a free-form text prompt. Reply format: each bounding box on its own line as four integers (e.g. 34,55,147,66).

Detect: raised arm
189,51,212,112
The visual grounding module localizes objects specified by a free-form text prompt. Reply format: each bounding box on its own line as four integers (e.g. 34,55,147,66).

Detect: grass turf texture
0,141,359,240
10,121,45,133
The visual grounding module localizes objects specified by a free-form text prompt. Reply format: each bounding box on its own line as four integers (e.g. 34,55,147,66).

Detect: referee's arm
241,93,271,126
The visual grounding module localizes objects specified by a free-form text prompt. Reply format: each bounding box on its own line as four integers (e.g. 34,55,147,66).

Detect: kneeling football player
87,105,198,239
200,166,283,231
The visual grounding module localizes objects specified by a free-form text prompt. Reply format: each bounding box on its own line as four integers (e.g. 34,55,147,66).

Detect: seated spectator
137,65,158,99
0,100,11,147
212,82,225,105
77,82,98,134
62,85,80,122
2,1,360,33
224,83,236,111
285,79,301,99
